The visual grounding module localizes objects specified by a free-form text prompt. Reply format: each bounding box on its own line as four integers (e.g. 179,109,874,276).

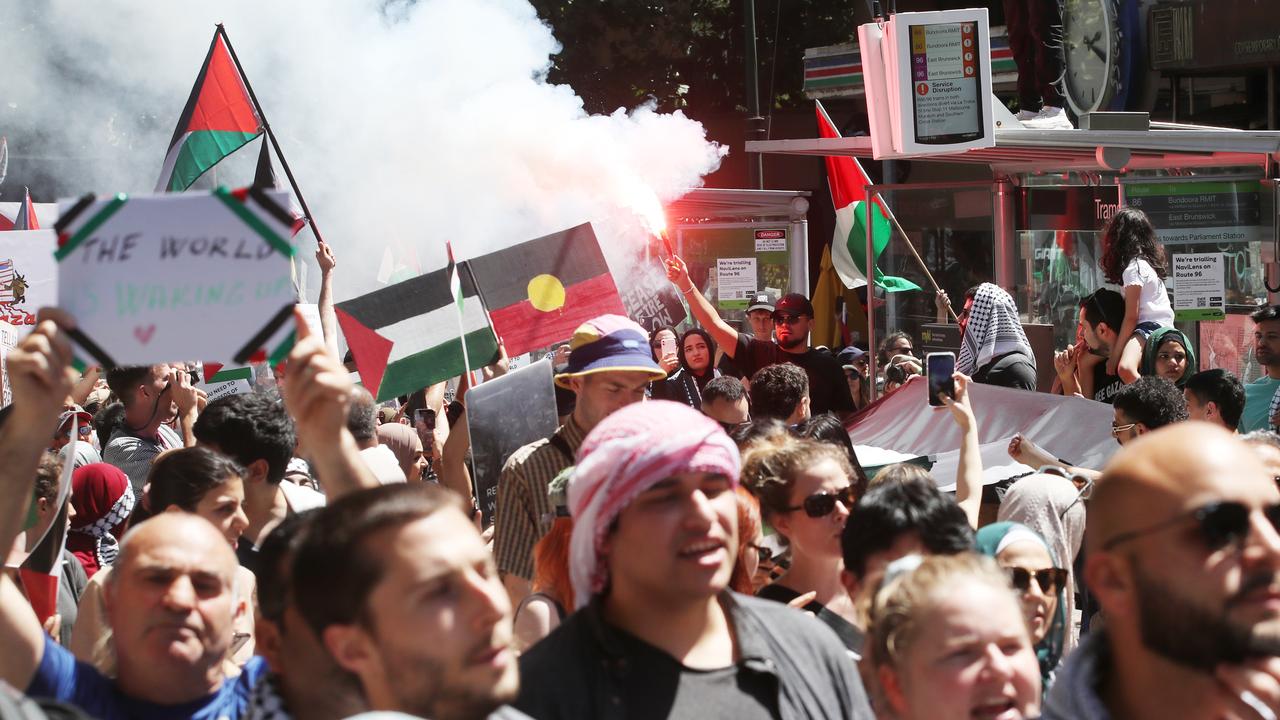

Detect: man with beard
666,256,853,419
292,483,526,720
1241,305,1280,432
1044,422,1280,719
1056,288,1126,403
516,401,873,719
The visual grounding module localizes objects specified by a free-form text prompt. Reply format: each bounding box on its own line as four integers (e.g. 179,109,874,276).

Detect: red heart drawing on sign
134,325,156,345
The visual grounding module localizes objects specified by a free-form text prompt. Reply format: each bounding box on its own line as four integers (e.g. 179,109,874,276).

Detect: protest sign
466,359,558,527
54,188,296,368
0,230,58,331
0,321,18,407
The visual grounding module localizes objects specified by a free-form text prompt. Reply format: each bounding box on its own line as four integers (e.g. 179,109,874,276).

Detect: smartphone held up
926,352,956,408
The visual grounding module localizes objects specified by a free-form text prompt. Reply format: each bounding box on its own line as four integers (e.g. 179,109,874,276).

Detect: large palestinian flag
815,101,919,293
155,29,263,193
336,265,500,401
467,223,625,356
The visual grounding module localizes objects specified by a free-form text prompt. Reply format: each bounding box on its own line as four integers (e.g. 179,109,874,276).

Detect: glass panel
862,185,995,392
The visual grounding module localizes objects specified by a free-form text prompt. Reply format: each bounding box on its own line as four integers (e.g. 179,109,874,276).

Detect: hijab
67,464,135,578
975,521,1067,688
376,423,423,480
999,473,1087,654
1139,326,1196,387
957,283,1033,376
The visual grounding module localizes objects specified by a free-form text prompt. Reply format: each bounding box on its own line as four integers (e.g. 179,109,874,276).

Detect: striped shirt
494,416,587,580
102,424,183,496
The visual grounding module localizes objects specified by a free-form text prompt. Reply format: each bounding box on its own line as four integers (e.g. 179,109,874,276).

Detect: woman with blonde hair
867,553,1042,720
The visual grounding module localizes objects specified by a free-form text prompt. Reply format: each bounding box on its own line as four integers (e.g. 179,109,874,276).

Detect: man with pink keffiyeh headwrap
514,400,874,720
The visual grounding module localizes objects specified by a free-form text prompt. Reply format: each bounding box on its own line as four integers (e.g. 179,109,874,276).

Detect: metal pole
218,24,326,247
1270,66,1277,131
744,0,765,189
866,193,877,403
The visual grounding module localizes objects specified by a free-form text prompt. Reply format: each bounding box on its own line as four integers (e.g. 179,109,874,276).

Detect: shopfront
748,126,1280,395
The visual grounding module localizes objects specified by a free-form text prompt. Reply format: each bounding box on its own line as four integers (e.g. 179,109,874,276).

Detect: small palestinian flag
20,418,76,627
156,28,263,193
13,187,38,231
336,266,500,402
467,223,625,357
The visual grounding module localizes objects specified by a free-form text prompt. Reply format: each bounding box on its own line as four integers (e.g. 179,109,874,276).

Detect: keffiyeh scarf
957,283,1032,376
67,464,135,577
567,400,740,608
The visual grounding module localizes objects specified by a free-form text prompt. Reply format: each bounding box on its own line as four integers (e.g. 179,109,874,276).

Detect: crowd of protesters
3,205,1280,720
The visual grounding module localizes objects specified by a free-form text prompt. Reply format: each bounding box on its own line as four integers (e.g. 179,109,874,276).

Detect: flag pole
875,198,958,322
447,242,474,383
216,24,327,247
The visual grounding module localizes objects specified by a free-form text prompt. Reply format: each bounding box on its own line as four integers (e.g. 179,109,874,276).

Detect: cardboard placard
0,230,58,331
465,359,558,528
55,189,296,368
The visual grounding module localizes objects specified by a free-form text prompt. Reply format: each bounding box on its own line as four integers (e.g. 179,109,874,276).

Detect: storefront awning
746,125,1280,175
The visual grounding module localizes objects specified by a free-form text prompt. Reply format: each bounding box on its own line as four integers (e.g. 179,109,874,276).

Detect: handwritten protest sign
0,230,58,332
54,188,296,368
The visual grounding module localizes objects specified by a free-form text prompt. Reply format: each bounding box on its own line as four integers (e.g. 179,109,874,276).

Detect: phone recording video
926,352,956,408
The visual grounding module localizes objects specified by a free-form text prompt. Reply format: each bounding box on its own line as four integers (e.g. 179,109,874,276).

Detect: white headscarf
999,473,1087,653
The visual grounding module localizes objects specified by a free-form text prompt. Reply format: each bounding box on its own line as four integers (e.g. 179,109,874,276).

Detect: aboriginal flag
467,223,625,357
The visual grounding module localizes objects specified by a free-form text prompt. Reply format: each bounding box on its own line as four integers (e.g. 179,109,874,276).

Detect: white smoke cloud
0,0,725,301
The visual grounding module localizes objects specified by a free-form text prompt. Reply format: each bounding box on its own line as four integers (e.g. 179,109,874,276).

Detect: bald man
1044,422,1280,720
2,514,270,717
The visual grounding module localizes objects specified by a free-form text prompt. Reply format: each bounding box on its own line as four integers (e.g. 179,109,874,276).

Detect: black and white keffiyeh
957,283,1031,376
69,481,135,568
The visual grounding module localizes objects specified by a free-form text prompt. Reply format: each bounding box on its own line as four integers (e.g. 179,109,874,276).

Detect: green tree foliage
527,0,861,116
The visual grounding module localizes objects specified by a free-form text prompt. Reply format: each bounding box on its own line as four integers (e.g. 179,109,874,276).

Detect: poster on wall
1171,253,1226,321
715,258,758,311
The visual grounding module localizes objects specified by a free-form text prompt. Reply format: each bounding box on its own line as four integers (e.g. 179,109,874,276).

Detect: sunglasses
1102,501,1280,552
718,420,752,434
772,313,807,325
1006,566,1068,594
1110,422,1137,436
784,486,855,519
747,542,774,564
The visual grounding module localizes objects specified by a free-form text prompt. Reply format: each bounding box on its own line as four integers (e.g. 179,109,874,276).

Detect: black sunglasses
747,542,773,564
1102,501,1280,552
772,313,807,325
1006,566,1068,594
784,486,855,519
718,419,752,434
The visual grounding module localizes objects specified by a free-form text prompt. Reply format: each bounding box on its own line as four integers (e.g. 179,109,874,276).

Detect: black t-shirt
756,583,864,656
1092,362,1124,404
733,335,855,416
609,626,780,720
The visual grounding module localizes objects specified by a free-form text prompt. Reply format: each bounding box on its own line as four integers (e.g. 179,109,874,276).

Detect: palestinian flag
20,419,76,627
467,222,625,357
815,101,920,293
155,29,263,193
251,140,306,235
13,187,38,231
336,265,500,401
